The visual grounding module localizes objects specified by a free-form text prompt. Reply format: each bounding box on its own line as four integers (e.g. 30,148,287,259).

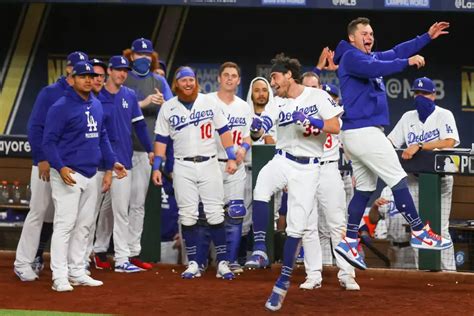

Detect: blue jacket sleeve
375,33,431,61
99,125,117,170
28,88,51,162
344,50,408,79
42,104,66,172
133,119,153,152
158,76,173,101
311,67,322,77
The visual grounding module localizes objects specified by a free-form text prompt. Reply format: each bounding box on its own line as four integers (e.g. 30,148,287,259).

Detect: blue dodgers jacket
97,86,152,170
27,76,69,165
334,33,431,130
42,86,117,178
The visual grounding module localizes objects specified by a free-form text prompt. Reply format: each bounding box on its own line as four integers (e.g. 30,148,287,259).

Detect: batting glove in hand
250,117,263,132
292,111,310,126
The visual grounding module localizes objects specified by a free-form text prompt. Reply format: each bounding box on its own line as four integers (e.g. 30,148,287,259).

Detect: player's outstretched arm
428,21,450,39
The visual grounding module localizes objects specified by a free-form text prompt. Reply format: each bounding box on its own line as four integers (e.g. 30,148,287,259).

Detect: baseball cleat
229,262,244,274
69,275,103,287
410,223,453,250
94,254,112,270
265,279,289,312
181,261,201,279
14,266,39,282
31,256,45,276
130,257,153,270
216,261,235,280
335,238,367,270
244,250,270,269
114,261,141,273
339,277,360,291
299,277,322,290
52,278,74,292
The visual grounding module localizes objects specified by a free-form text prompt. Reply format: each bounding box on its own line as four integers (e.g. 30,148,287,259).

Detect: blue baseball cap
108,55,132,70
158,60,167,74
322,83,340,97
90,58,107,72
67,51,88,66
71,61,97,76
131,38,153,54
411,77,435,93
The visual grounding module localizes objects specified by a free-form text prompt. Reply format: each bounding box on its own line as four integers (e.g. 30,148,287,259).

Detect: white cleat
181,261,202,279
69,275,103,287
299,278,322,290
339,277,360,291
52,278,74,292
14,266,39,282
216,261,235,280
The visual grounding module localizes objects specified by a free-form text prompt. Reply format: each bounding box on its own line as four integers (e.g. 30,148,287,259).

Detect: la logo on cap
325,86,330,91
142,41,147,48
418,80,423,87
85,64,90,71
121,57,126,64
79,53,85,60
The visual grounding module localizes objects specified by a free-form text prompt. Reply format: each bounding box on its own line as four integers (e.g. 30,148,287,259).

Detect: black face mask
414,95,435,123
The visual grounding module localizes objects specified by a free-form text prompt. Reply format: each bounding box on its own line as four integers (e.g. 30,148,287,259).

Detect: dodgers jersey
208,92,252,160
263,87,343,157
154,93,229,158
388,106,460,148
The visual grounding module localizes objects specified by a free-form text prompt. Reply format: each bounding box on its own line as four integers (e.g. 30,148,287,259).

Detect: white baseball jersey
209,92,252,159
155,93,229,158
388,106,460,148
263,87,343,157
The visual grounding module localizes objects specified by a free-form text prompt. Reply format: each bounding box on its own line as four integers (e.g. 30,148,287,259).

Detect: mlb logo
434,154,459,173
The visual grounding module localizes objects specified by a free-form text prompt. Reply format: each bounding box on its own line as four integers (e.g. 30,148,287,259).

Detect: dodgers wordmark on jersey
154,93,229,157
388,106,459,148
263,87,343,158
208,92,252,159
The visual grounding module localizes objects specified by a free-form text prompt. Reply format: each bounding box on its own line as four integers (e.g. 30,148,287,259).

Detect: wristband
225,146,237,160
241,142,251,152
153,156,163,171
308,117,324,130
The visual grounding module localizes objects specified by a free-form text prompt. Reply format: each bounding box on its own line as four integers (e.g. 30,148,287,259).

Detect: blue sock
182,224,198,263
252,200,269,252
195,221,211,269
279,236,300,283
36,222,53,259
346,190,372,239
391,178,424,231
210,223,228,263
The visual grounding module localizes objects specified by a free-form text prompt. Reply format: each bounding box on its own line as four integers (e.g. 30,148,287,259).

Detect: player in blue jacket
332,17,453,271
43,61,126,292
92,55,154,273
14,51,89,282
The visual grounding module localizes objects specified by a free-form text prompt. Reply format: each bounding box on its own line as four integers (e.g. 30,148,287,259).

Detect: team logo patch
434,154,460,173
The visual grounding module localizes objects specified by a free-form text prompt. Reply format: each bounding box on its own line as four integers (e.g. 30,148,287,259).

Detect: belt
276,149,319,165
320,160,338,166
391,241,411,248
218,159,228,162
179,155,215,163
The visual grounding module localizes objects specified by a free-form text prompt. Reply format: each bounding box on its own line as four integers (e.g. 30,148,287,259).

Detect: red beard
175,85,199,103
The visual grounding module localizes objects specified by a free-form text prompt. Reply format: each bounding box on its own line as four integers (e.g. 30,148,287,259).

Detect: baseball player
248,53,342,311
297,79,359,291
387,76,459,271
92,56,154,273
207,62,252,273
42,61,126,291
14,51,88,281
123,38,173,268
333,18,453,270
369,187,417,269
152,66,237,280
90,58,107,96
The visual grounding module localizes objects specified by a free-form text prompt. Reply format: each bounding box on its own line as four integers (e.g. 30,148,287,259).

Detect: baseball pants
50,169,98,280
14,166,54,270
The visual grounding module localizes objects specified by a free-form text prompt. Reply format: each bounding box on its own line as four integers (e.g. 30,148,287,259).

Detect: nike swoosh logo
413,234,433,246
344,239,358,257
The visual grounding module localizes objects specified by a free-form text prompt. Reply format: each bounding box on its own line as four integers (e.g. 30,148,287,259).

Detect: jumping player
249,53,342,311
152,66,237,280
333,17,453,270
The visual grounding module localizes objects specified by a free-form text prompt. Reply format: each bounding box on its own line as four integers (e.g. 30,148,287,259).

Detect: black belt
391,241,411,248
179,155,215,163
218,159,228,162
320,160,338,166
276,149,319,165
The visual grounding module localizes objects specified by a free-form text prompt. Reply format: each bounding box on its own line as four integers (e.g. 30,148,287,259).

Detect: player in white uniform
208,62,252,273
152,66,237,280
247,54,342,311
298,78,359,291
387,77,459,271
